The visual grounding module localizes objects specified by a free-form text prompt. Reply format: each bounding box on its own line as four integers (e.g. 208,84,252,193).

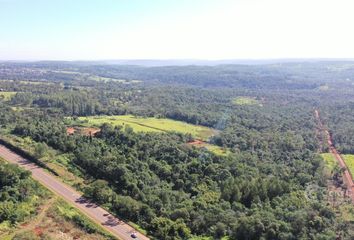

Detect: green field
232,96,260,106
342,154,354,177
320,153,338,171
0,91,17,101
77,115,217,140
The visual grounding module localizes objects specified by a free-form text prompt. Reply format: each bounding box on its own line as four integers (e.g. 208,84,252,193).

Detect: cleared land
0,91,17,101
321,153,338,171
342,154,354,177
232,96,260,106
76,115,217,140
188,140,229,156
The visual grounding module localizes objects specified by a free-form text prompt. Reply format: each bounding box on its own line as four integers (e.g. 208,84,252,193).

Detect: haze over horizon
1,0,354,61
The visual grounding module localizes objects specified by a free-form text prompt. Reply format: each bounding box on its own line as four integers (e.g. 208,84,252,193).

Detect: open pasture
77,115,217,140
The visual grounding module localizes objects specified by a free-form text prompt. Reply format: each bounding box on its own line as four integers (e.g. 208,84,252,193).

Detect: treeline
0,62,332,89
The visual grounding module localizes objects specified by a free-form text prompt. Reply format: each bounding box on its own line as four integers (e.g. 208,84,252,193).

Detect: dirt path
0,144,149,240
17,198,56,233
315,110,354,203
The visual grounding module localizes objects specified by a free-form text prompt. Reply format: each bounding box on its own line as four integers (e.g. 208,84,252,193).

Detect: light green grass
128,221,147,235
199,143,230,156
77,115,217,140
0,91,17,101
232,96,259,106
320,153,338,171
341,154,354,177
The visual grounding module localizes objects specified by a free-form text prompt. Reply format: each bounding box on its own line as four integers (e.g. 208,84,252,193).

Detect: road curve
0,144,149,240
315,110,354,203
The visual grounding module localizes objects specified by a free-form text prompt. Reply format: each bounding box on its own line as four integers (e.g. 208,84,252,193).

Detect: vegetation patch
188,140,229,156
0,134,84,188
55,199,113,238
0,91,17,101
76,115,217,140
341,154,354,177
320,153,338,171
232,96,260,106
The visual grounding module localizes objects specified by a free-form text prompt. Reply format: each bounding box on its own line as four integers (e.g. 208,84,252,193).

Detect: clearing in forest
76,115,216,140
232,96,260,106
188,140,229,156
320,153,338,171
341,154,354,177
0,91,17,101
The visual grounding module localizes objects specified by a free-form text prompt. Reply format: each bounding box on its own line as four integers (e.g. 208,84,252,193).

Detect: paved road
0,145,149,240
315,110,354,203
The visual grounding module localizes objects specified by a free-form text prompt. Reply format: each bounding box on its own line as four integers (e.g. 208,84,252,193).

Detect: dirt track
0,144,149,240
315,110,354,203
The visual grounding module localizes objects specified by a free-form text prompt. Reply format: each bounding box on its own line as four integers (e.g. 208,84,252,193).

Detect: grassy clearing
320,153,337,171
0,91,17,101
232,96,260,106
76,115,217,140
203,144,230,156
190,142,230,156
341,154,354,177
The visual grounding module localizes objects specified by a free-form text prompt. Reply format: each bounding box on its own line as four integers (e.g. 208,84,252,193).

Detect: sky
1,0,354,60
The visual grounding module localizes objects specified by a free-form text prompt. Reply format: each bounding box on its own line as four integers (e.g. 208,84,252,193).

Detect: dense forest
0,61,354,239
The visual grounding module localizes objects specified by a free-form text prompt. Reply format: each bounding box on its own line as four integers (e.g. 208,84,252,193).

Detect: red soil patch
34,226,43,236
188,140,205,145
66,127,76,135
81,127,101,136
66,127,100,136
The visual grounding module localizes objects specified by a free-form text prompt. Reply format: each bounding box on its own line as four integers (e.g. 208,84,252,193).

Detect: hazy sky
1,0,354,60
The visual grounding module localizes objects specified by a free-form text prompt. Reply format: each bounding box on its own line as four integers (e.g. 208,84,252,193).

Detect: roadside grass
0,197,113,240
341,154,354,177
0,91,17,101
128,221,147,235
0,154,113,239
76,115,217,140
0,134,84,189
232,96,260,106
55,199,115,239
